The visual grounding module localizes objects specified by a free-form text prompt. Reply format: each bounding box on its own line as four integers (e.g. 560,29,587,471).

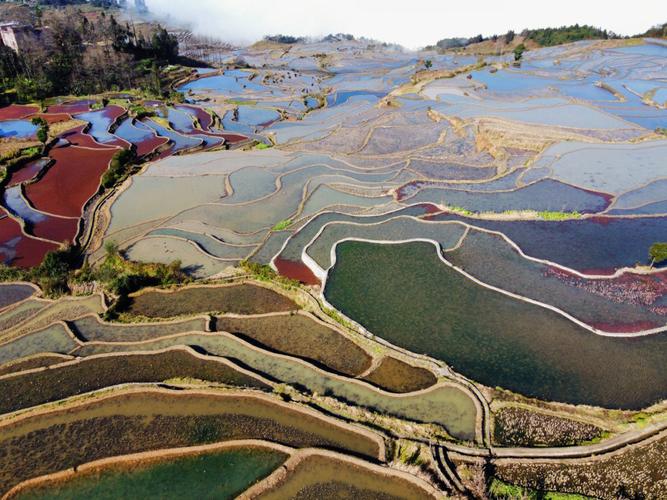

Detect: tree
504,30,515,44
424,59,432,70
150,26,179,63
31,116,49,143
15,76,51,103
513,43,526,61
649,242,667,267
44,15,84,94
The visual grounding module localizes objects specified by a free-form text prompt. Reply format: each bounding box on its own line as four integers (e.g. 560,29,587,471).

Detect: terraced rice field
126,284,297,317
1,33,667,499
241,450,439,499
0,348,270,414
0,98,247,266
0,389,384,495
214,312,372,377
11,445,288,500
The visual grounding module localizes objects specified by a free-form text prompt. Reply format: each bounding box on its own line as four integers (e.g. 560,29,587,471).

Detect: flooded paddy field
430,212,667,274
324,241,667,409
495,432,667,499
243,450,439,500
0,95,251,265
125,284,296,318
0,348,270,414
492,406,604,447
68,315,208,342
0,283,35,310
362,356,437,393
0,389,383,495
214,312,372,377
75,331,478,440
12,445,288,500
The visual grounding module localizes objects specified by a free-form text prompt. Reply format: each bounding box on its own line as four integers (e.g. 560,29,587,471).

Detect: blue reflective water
76,109,119,144
3,186,46,224
222,106,281,134
180,72,266,94
470,70,551,92
653,88,667,106
305,97,320,109
326,91,386,107
140,119,202,152
168,107,196,134
115,118,156,145
0,120,38,139
615,44,667,57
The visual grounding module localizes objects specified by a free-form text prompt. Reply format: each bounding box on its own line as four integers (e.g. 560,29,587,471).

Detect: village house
0,21,39,54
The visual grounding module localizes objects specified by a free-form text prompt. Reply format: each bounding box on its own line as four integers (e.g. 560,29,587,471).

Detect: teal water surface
17,447,287,500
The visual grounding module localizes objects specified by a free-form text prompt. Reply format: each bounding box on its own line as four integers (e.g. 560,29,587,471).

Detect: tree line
430,24,624,51
0,4,180,103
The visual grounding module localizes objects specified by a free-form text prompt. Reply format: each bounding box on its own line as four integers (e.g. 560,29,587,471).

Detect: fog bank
145,0,664,49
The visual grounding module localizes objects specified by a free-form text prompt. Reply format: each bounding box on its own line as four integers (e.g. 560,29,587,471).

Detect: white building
0,22,38,54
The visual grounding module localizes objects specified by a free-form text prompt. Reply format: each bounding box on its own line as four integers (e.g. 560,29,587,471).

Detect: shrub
96,243,185,296
240,260,299,289
31,117,49,144
101,149,137,189
272,219,291,231
649,242,667,266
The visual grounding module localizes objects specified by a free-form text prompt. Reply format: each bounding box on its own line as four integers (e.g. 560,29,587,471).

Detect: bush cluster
101,148,136,189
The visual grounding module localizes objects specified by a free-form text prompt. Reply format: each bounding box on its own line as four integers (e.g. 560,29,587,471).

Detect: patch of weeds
538,211,581,221
272,219,291,231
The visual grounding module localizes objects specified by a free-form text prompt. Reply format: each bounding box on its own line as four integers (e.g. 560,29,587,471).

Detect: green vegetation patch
101,149,137,190
525,25,614,47
538,211,581,221
272,219,292,231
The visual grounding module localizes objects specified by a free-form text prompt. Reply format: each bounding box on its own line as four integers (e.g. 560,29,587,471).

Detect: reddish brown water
24,144,117,217
30,216,79,243
27,113,72,125
0,105,39,120
7,160,49,187
47,100,95,114
177,104,213,130
0,209,57,267
590,321,660,333
274,257,321,286
60,126,116,149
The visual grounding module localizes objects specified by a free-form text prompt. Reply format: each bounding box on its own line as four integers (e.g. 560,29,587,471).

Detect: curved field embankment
0,387,385,495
